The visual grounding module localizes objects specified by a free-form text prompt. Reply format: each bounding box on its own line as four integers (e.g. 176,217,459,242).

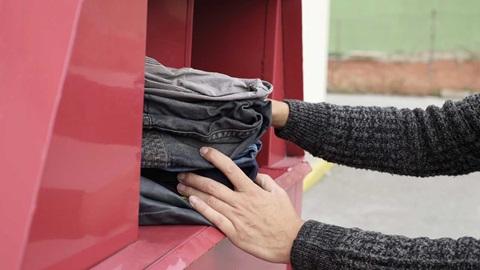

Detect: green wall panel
329,0,480,55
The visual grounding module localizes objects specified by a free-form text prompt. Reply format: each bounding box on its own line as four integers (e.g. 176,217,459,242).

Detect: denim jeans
141,97,271,169
141,160,258,191
139,176,211,225
145,56,273,101
156,141,262,172
139,163,259,225
232,141,262,168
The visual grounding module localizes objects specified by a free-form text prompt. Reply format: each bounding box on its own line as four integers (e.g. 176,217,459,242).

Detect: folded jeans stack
140,57,272,225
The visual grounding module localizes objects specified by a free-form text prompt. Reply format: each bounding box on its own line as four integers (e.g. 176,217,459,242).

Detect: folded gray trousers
142,56,272,170
145,56,273,101
142,97,271,169
139,176,210,225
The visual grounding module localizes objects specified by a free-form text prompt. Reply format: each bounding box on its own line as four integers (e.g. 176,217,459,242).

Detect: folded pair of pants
139,163,259,225
139,176,211,225
156,141,262,172
145,56,273,101
233,141,262,168
141,96,271,169
142,159,258,189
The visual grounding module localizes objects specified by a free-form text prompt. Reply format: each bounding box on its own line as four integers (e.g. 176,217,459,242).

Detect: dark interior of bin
146,0,272,74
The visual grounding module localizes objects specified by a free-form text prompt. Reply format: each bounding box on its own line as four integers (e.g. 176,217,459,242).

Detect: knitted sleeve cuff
290,220,347,270
274,100,329,155
274,99,304,141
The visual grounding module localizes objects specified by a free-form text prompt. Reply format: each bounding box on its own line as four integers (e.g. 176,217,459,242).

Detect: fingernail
177,183,186,192
189,196,199,205
177,173,185,181
199,147,209,156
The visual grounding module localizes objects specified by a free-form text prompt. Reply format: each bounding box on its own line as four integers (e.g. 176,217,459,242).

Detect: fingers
199,147,252,191
177,172,236,204
177,182,234,216
189,196,235,235
255,173,280,192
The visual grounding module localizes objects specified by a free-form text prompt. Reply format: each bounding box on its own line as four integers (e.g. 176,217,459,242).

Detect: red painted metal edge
281,0,305,157
92,226,224,270
282,0,304,102
146,226,224,269
262,0,289,166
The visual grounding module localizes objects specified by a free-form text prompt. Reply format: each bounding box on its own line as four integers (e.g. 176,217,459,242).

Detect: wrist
271,100,289,128
279,218,305,263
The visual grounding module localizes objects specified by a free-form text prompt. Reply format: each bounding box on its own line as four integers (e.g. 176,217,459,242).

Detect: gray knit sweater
275,94,480,269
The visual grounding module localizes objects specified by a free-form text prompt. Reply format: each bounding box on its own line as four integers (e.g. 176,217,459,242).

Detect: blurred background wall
327,0,480,95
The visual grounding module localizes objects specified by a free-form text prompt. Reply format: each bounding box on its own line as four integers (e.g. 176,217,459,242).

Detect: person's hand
176,147,304,263
270,99,289,128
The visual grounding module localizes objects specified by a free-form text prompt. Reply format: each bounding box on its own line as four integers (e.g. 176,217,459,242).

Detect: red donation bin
0,0,310,269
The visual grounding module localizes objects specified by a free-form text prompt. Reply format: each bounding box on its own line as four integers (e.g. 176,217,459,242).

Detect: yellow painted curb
303,160,334,192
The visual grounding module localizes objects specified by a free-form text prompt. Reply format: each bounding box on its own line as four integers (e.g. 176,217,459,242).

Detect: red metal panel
2,0,147,269
2,0,306,268
282,0,305,157
262,0,288,165
0,1,84,269
147,0,194,68
92,226,225,270
281,0,304,108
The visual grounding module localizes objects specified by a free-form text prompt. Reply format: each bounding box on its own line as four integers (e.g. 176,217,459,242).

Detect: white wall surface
302,0,330,102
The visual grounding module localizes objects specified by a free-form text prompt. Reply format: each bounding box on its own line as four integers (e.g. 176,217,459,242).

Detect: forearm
274,95,480,177
291,220,480,270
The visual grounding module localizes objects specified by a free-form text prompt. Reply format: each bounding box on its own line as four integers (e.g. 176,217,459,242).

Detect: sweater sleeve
275,94,480,177
291,220,480,270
